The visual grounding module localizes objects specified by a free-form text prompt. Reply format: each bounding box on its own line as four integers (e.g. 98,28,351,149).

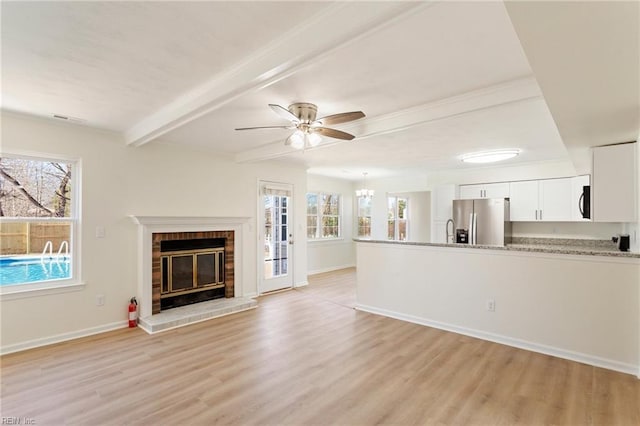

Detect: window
357,196,372,237
388,196,408,241
306,192,341,239
0,154,80,290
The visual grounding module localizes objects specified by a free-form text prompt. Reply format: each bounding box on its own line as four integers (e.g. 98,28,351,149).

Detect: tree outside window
357,196,372,237
0,155,77,286
388,196,408,241
306,192,341,239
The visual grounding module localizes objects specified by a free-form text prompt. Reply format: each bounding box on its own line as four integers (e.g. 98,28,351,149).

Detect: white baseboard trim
0,320,129,356
294,280,309,288
307,264,356,276
355,303,638,377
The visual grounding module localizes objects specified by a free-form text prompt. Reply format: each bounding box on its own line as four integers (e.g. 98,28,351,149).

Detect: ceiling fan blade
315,111,365,126
269,104,299,123
235,125,294,131
312,127,355,141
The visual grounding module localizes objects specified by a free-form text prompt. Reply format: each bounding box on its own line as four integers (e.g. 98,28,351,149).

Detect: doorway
259,181,294,293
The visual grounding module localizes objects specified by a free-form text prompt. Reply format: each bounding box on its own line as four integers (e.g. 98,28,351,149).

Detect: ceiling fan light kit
236,102,365,150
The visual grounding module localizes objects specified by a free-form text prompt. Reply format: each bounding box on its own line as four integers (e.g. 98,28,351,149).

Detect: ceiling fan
235,103,365,149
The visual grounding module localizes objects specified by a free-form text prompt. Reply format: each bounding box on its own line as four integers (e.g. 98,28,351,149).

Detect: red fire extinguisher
128,297,138,328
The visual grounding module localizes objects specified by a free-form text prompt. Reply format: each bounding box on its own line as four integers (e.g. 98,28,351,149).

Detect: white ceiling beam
125,1,429,147
235,77,542,163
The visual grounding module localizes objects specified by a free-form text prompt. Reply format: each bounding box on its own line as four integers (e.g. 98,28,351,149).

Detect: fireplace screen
161,248,224,297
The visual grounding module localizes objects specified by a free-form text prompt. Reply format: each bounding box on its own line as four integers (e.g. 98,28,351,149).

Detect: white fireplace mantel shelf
129,216,251,226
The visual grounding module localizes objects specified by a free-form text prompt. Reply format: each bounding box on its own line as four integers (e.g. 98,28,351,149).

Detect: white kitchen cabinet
509,180,539,221
539,178,573,221
458,182,509,199
458,184,480,199
510,177,578,222
593,143,637,222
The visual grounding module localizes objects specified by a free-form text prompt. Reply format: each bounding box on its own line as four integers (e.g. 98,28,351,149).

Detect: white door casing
258,181,294,293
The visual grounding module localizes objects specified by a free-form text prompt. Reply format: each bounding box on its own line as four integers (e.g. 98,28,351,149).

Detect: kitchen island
354,238,640,377
355,237,640,258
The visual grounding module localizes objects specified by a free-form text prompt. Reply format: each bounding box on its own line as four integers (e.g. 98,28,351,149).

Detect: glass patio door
260,182,293,293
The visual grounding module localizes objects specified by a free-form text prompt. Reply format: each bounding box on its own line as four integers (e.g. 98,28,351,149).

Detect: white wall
0,112,308,351
367,175,430,241
513,222,623,240
306,174,356,274
356,242,640,375
400,191,431,242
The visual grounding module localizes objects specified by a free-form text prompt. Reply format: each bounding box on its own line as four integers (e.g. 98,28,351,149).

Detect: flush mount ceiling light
355,172,374,198
235,103,365,150
461,149,520,164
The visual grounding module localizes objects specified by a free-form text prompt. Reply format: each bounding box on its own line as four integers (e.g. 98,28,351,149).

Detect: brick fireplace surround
130,216,250,325
151,230,234,314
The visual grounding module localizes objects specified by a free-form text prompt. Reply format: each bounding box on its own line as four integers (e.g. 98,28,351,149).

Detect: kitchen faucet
445,219,455,243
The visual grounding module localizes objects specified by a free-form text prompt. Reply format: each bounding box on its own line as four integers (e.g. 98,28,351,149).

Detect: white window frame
306,192,342,241
387,195,409,241
0,151,84,299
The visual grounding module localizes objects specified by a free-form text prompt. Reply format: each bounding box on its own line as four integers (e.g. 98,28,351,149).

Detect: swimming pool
0,256,71,285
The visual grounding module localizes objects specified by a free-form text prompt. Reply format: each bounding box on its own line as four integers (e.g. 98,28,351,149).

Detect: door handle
288,233,294,244
539,210,542,220
472,213,477,245
579,192,584,216
535,210,538,220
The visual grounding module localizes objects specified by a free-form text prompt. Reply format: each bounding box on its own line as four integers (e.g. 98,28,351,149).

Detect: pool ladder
41,240,69,262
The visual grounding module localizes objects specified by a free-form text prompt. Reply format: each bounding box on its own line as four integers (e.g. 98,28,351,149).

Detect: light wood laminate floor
1,268,639,425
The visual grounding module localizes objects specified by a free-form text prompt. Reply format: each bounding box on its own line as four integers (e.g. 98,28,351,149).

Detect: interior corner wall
399,191,431,243
306,174,356,275
0,112,307,351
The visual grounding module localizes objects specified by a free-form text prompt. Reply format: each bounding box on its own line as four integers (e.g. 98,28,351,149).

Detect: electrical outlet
486,299,495,312
96,294,105,306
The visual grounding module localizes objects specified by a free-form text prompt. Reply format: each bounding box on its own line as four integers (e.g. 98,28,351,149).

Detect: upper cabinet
510,176,590,222
456,173,593,223
459,182,510,199
592,143,637,222
509,180,540,221
539,178,576,221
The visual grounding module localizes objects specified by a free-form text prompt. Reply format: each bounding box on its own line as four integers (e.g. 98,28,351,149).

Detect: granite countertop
353,237,640,258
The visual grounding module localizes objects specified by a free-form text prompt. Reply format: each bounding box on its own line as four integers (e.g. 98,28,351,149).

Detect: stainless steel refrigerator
452,198,512,246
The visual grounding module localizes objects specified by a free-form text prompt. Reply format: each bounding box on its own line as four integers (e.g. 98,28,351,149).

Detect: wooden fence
0,222,71,255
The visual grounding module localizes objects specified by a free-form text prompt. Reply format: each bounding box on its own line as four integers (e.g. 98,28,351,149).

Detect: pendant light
355,172,374,198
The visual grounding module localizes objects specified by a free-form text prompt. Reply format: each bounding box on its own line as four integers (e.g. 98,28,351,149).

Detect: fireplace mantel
130,216,251,322
130,216,251,227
